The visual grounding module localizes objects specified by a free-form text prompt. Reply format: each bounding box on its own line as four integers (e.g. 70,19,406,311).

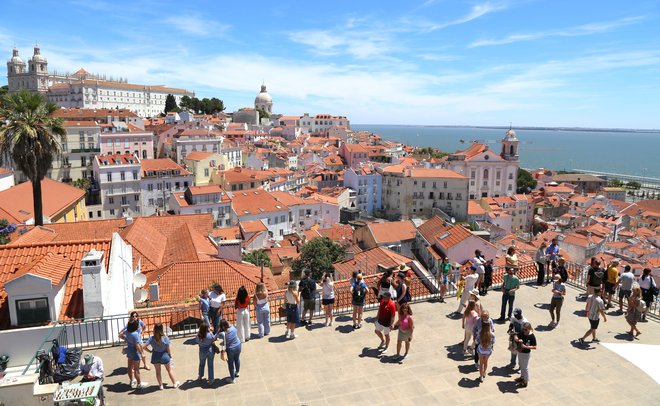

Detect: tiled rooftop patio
93,283,660,405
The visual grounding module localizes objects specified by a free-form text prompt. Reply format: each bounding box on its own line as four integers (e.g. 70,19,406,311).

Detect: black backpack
353,284,366,303
300,279,313,299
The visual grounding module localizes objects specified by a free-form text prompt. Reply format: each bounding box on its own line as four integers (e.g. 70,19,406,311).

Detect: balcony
70,147,100,153
106,187,140,196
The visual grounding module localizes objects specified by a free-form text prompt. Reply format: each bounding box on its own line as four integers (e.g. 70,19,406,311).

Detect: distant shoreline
353,124,660,134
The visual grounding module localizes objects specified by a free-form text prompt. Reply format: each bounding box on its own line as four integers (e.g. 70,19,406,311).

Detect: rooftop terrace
91,283,660,405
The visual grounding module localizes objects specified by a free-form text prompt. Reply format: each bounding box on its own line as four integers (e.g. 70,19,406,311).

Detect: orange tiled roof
0,178,85,223
417,216,473,251
6,252,73,286
184,151,215,161
231,190,288,216
368,221,417,244
240,220,268,234
468,201,487,216
8,219,127,245
145,260,278,305
141,158,190,176
333,246,413,279
63,120,98,127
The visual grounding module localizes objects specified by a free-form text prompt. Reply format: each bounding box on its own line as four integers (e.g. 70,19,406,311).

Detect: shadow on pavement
457,377,479,388
358,347,383,359
445,345,468,362
534,303,550,310
489,366,515,378
570,339,595,350
183,338,197,346
613,333,634,342
380,355,404,364
267,335,289,344
535,324,554,332
335,325,354,334
105,382,132,394
335,315,352,322
458,364,477,375
107,367,127,377
573,310,587,317
496,380,520,394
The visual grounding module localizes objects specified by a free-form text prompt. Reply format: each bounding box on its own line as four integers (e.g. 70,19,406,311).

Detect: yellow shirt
607,266,619,284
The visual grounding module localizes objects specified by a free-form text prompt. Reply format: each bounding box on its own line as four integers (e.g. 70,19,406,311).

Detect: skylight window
438,233,451,240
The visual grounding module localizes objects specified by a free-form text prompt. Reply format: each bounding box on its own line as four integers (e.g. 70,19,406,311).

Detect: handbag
278,305,287,318
220,348,227,361
212,343,220,354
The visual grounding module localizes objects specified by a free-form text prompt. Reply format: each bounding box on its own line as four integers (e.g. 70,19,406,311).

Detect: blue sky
2,0,659,128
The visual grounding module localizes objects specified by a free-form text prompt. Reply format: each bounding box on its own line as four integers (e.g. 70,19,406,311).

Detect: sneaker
174,381,180,389
578,338,585,345
136,382,149,389
381,347,388,354
479,375,484,382
232,379,237,384
592,338,600,343
357,323,362,329
353,323,357,329
291,333,298,339
130,380,137,389
554,323,559,329
325,322,329,327
517,381,528,388
207,379,213,385
515,377,524,383
439,297,445,303
235,372,240,378
378,341,385,349
329,321,333,326
159,384,164,390
285,331,290,338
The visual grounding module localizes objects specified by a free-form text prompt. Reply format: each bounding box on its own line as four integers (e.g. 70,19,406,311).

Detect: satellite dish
133,273,146,288
450,217,456,224
133,288,147,302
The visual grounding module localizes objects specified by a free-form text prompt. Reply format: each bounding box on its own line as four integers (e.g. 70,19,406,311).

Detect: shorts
285,304,299,324
604,282,616,294
303,299,316,311
477,345,492,356
398,328,412,342
618,289,631,299
322,298,335,305
589,318,600,330
151,351,171,365
442,275,449,284
374,321,391,335
352,300,365,307
126,350,141,362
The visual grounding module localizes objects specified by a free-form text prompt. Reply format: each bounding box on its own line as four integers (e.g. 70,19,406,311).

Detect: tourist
350,270,362,286
473,310,495,382
235,286,251,343
79,353,105,405
497,267,520,322
535,242,548,286
545,238,560,279
455,265,479,315
252,282,270,338
351,273,368,329
578,287,607,345
473,250,486,294
209,284,226,334
468,288,482,314
555,257,569,283
395,272,411,309
125,319,148,389
394,303,414,359
321,272,335,327
617,265,635,313
119,312,149,371
482,259,493,295
284,281,300,339
462,300,479,355
299,269,317,327
604,259,620,309
217,319,242,384
639,268,657,322
199,289,211,327
625,286,643,337
377,269,394,300
195,323,216,384
374,291,397,353
514,322,537,388
143,323,179,390
505,246,519,273
586,258,604,297
549,274,566,327
506,308,528,369
438,257,452,302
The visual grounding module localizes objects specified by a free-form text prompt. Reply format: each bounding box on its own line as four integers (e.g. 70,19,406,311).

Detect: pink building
99,123,154,159
340,143,369,169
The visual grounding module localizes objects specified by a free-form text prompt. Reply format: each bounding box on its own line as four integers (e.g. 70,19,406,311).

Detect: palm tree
0,90,65,226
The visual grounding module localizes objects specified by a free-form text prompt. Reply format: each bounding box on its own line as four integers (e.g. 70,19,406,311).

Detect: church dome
504,127,518,140
10,48,24,64
31,44,46,63
255,84,272,103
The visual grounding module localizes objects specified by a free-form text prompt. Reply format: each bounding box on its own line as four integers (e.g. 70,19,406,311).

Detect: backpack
352,283,366,303
300,279,312,299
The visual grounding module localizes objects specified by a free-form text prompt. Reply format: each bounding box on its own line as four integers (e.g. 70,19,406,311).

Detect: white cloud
426,2,508,31
469,16,645,47
288,28,393,59
163,15,230,37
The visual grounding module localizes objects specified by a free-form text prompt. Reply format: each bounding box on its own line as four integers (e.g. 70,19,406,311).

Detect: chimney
125,216,133,225
216,239,243,262
81,249,107,319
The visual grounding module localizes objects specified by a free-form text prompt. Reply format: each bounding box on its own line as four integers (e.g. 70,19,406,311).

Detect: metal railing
24,261,657,367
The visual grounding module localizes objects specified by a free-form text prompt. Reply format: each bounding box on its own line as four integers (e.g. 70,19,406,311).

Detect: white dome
31,45,46,63
255,84,272,103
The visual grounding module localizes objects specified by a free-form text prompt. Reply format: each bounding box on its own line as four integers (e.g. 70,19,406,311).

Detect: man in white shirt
472,250,486,293
456,265,480,315
80,354,104,404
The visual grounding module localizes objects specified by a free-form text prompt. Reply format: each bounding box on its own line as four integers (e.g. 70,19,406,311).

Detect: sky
1,0,659,128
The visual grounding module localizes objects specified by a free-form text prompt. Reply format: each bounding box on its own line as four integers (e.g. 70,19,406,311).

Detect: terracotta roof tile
0,178,85,223
141,158,190,176
368,221,417,244
333,246,414,279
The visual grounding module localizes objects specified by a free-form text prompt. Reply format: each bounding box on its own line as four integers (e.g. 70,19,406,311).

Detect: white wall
0,324,60,367
104,233,134,317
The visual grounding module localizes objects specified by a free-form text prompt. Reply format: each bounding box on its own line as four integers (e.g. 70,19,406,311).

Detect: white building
444,128,520,200
230,190,292,240
50,120,101,183
343,164,382,215
381,166,469,221
169,185,232,227
92,153,142,218
7,45,194,117
140,158,193,215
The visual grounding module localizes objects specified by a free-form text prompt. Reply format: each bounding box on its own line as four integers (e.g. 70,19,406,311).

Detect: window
471,171,475,179
157,183,162,190
508,184,513,191
16,298,50,325
483,169,489,179
456,193,462,200
134,195,139,202
121,196,128,205
109,197,114,204
120,171,125,181
89,211,93,218
147,184,153,191
133,171,138,180
110,209,115,215
81,156,86,167
496,171,501,180
204,168,209,177
509,173,514,180
97,211,101,217
148,198,154,205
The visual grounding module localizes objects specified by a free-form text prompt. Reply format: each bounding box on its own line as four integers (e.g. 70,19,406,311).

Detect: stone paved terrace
93,283,660,405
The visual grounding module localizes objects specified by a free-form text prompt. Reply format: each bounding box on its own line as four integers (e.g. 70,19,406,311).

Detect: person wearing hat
455,265,479,315
80,353,104,404
506,308,528,369
374,291,397,353
605,259,620,309
549,274,566,327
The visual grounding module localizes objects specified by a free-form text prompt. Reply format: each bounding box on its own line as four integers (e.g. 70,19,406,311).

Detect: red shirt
377,299,396,326
236,297,249,309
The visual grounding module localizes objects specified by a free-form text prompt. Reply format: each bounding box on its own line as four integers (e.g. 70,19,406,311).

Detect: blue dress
126,331,142,361
145,336,171,364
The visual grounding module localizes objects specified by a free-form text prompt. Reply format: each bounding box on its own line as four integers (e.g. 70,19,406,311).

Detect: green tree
609,178,624,187
206,97,225,114
256,107,270,121
0,90,65,226
0,85,8,98
179,95,192,111
164,94,180,113
72,177,91,191
516,168,537,194
242,249,272,267
292,237,345,280
626,181,641,190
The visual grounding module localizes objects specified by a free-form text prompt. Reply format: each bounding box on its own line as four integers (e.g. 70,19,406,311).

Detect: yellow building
183,151,229,187
0,178,87,224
